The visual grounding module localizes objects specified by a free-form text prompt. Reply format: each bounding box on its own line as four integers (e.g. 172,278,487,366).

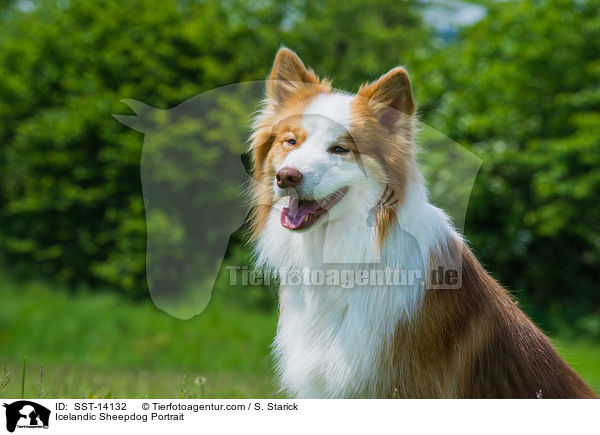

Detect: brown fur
387,239,597,398
248,49,331,240
350,74,417,244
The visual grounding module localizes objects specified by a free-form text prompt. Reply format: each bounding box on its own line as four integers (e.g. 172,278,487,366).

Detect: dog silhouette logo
3,401,50,432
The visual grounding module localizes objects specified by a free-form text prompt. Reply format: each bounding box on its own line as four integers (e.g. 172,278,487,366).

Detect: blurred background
0,0,599,398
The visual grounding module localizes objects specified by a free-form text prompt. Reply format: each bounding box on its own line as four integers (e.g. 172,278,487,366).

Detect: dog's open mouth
280,187,349,230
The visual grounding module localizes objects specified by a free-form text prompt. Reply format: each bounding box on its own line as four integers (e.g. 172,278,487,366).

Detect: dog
247,48,596,398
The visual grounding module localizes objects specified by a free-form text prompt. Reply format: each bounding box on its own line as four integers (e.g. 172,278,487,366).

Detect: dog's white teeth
303,215,309,223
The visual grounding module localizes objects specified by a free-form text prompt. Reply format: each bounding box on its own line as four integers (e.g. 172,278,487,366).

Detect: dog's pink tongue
281,197,319,229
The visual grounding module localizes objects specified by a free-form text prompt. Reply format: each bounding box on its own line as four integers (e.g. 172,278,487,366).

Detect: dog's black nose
276,167,303,188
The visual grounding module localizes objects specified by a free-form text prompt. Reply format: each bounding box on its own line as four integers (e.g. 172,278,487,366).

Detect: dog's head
249,48,417,243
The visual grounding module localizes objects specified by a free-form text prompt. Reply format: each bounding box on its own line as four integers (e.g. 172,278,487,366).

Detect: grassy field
1,277,599,398
0,277,280,398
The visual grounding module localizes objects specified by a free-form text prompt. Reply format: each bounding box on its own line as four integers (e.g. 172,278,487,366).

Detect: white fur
272,94,355,203
254,92,460,398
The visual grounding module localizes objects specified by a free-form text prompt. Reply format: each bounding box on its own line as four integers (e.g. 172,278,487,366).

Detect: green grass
0,277,280,398
552,338,600,394
0,362,276,399
0,276,598,398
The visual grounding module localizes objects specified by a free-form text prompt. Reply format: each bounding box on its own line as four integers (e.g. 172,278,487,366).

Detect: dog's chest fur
274,285,405,398
260,183,450,398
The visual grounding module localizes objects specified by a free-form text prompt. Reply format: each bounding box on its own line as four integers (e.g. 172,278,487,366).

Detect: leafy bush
0,0,428,297
1,0,598,328
415,0,600,325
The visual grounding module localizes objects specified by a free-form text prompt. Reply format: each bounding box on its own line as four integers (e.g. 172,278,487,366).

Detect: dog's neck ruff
254,176,460,398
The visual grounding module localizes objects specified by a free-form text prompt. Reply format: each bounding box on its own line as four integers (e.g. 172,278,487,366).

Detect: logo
3,401,50,433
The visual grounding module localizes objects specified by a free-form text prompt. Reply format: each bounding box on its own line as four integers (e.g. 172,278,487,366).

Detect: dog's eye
286,138,297,145
328,145,349,154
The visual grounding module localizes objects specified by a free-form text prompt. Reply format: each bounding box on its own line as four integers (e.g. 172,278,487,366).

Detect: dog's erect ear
267,48,321,106
356,67,416,129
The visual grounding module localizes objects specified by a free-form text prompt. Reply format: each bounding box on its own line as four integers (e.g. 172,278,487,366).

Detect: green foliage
415,0,600,325
0,0,598,327
0,0,428,296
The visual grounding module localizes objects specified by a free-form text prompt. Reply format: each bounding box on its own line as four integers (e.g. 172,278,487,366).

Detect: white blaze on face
276,93,359,200
303,92,353,130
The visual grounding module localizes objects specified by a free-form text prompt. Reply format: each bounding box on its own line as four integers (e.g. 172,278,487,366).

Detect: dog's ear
267,48,321,106
356,67,415,130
